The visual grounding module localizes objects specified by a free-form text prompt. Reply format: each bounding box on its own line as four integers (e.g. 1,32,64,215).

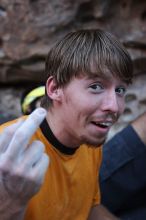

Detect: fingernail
36,107,47,115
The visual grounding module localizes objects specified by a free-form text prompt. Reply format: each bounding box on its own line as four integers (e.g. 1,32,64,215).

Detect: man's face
53,74,127,147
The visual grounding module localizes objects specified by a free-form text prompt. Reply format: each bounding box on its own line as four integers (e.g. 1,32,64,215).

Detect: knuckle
42,153,49,165
0,154,12,169
13,167,24,177
14,129,25,140
28,172,40,184
12,130,29,146
0,162,10,174
0,160,16,177
33,140,45,151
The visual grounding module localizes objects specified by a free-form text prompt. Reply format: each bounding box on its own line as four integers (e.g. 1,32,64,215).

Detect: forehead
77,69,125,84
65,75,125,90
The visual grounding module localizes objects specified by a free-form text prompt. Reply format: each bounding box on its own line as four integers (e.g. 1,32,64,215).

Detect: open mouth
92,122,112,129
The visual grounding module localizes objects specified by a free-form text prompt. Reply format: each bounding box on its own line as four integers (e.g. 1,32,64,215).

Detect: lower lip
91,123,110,134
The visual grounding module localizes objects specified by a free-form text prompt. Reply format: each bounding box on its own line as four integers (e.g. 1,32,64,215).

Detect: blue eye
89,84,103,93
115,87,126,96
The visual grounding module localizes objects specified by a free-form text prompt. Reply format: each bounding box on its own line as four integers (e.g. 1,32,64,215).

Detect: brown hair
42,29,133,108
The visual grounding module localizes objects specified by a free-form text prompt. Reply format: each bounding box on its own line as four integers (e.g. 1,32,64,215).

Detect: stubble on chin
83,135,107,148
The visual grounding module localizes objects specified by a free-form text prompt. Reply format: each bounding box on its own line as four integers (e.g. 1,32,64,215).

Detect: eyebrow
86,74,128,86
85,74,109,81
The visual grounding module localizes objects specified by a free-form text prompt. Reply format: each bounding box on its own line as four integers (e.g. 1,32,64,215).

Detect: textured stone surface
0,0,146,83
0,0,146,135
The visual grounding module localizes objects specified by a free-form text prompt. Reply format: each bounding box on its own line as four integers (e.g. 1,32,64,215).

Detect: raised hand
0,108,49,219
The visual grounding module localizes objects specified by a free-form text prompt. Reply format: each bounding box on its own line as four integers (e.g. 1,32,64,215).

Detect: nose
101,91,120,114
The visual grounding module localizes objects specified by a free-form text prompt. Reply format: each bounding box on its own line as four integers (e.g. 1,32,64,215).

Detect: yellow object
22,86,45,114
0,117,102,220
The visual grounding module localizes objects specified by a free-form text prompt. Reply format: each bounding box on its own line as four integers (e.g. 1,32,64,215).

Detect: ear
46,76,62,101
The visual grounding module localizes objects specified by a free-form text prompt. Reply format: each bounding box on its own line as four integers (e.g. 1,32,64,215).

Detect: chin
84,136,107,147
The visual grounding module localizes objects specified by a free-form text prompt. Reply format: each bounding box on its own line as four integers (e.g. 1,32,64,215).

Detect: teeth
96,122,112,127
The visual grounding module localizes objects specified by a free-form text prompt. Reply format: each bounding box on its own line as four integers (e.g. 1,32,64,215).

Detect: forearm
88,204,120,220
131,112,146,145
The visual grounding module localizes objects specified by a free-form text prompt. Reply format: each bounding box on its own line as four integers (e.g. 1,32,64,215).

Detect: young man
20,85,146,219
0,29,133,220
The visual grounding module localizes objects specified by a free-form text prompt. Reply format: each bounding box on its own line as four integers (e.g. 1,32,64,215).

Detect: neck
46,110,80,148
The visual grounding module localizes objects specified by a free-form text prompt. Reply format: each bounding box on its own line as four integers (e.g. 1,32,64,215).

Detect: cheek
118,99,125,114
65,93,99,119
76,103,98,121
68,102,92,121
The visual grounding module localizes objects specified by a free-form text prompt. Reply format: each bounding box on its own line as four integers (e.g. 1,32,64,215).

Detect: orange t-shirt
0,117,102,220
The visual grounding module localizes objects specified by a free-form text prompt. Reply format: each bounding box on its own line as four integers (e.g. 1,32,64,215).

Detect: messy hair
42,29,133,108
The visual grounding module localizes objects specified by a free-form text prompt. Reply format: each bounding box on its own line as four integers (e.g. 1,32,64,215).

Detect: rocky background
0,0,146,137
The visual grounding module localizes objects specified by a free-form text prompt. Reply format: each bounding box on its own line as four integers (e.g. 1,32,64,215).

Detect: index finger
6,107,47,157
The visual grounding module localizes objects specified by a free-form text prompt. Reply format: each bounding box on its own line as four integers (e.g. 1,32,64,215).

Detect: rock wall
0,0,146,135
